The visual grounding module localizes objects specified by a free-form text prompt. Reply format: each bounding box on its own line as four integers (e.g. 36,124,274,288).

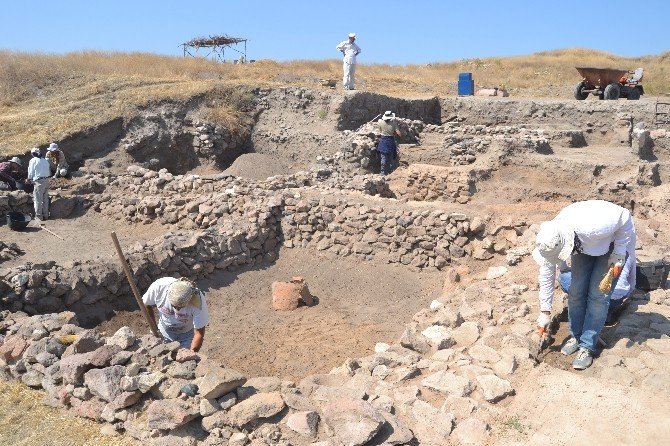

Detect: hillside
0,47,669,155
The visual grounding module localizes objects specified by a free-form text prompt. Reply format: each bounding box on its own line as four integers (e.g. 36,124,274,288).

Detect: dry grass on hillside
1,48,668,155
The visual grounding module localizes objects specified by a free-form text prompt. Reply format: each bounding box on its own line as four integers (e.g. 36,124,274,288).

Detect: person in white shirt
46,143,69,178
336,33,361,90
27,147,52,221
142,277,209,351
532,200,636,370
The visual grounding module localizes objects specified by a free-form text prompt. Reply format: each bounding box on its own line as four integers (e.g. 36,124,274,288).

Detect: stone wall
337,93,441,130
388,164,473,204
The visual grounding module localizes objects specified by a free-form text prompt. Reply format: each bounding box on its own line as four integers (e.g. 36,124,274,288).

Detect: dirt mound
222,153,293,180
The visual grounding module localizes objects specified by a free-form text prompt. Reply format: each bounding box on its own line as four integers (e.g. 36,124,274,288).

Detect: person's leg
343,63,350,89
33,180,45,219
568,252,596,341
43,182,50,220
558,271,572,294
380,153,389,176
580,253,616,352
349,63,356,90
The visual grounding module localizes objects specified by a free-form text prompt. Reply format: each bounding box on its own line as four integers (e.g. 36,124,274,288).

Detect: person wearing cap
45,143,69,178
142,277,209,351
533,200,636,370
0,157,24,191
336,33,361,90
27,147,52,222
377,111,402,176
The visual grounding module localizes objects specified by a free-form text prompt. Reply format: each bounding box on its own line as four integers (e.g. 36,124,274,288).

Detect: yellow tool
599,263,623,293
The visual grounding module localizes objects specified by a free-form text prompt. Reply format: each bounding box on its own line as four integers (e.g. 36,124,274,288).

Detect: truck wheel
604,83,621,100
627,88,641,100
574,81,588,100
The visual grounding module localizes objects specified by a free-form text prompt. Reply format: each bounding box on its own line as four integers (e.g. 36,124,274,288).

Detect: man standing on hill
336,33,361,90
27,147,51,222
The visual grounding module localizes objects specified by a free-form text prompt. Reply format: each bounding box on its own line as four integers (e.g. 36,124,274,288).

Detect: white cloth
343,62,356,90
33,178,49,220
336,40,361,63
27,157,51,181
142,277,209,333
538,200,636,311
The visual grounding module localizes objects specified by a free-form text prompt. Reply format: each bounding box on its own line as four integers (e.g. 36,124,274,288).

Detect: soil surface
97,247,445,381
0,381,139,446
222,153,295,180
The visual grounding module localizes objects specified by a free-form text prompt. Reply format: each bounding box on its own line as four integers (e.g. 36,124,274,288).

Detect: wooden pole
111,232,159,337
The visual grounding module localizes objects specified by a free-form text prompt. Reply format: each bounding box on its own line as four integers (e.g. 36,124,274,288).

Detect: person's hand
536,312,551,330
608,252,625,267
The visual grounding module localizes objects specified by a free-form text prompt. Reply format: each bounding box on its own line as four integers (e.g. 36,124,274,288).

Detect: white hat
30,147,40,156
48,143,59,152
167,279,202,309
382,110,395,121
9,157,22,166
348,33,356,38
532,220,575,266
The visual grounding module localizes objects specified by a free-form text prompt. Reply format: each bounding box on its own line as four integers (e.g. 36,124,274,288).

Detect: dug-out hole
95,247,445,381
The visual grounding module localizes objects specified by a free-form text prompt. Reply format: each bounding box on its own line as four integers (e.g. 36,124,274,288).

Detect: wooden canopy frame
181,34,248,62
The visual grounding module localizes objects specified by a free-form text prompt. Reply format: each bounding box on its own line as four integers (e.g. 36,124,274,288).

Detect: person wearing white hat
27,147,52,222
142,277,209,351
533,200,635,370
336,33,361,90
377,111,402,175
46,143,69,178
0,157,24,191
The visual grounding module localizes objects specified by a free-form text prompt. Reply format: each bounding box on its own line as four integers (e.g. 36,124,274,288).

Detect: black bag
636,260,670,291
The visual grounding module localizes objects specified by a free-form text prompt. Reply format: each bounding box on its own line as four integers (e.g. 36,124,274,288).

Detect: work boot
560,337,579,356
572,348,593,370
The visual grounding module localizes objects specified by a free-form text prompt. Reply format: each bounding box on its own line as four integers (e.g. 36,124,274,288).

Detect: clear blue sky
1,0,668,64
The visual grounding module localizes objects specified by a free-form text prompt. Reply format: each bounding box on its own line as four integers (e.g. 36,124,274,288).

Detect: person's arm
612,210,634,258
354,43,361,55
191,327,205,352
538,262,556,312
336,41,345,52
27,159,35,181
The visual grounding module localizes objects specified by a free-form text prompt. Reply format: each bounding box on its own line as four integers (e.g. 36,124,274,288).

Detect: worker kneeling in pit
142,277,209,352
532,200,635,370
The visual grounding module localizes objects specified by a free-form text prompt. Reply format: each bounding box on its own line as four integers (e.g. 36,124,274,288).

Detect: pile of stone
389,164,473,204
0,260,544,446
191,121,248,159
280,195,484,270
0,241,23,263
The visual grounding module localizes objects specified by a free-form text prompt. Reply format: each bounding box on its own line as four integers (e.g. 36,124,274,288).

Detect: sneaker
572,348,593,370
561,337,579,356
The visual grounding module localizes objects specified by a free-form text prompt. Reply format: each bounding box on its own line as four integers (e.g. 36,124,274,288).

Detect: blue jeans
158,324,194,349
380,152,395,176
568,252,621,352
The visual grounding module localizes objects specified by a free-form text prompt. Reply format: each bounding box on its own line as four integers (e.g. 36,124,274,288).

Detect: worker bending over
377,111,401,175
142,277,209,352
27,147,51,222
533,200,635,370
46,143,69,178
336,33,361,90
0,157,24,191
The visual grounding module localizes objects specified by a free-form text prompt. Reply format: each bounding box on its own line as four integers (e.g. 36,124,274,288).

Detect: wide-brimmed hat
30,147,40,156
167,279,202,309
348,33,356,38
9,157,22,166
48,143,59,152
382,110,395,121
532,220,575,266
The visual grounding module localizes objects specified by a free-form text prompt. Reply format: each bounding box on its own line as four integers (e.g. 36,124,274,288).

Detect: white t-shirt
142,277,209,333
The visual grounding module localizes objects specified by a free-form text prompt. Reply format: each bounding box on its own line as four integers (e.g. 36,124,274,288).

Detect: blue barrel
458,79,475,96
458,72,472,81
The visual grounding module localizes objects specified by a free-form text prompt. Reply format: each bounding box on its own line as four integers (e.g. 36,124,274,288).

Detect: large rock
236,376,282,400
286,411,319,437
421,325,455,349
69,330,105,354
452,322,480,346
84,365,126,402
107,327,136,350
452,418,489,445
60,352,94,385
421,370,474,397
476,375,514,402
322,396,385,446
199,367,247,399
147,398,199,430
221,392,285,428
0,334,28,365
411,400,454,445
376,412,414,445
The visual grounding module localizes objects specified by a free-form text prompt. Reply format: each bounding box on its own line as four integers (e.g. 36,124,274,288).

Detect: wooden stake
111,231,159,337
40,225,64,240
